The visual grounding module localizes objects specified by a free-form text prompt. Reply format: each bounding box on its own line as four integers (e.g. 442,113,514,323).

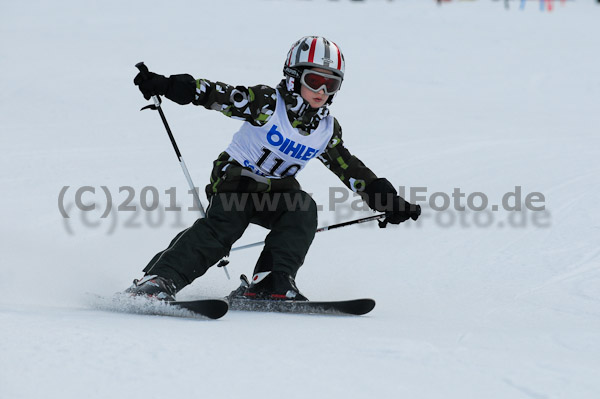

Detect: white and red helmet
283,36,345,81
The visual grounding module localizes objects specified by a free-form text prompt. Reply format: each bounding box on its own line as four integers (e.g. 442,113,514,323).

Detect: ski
169,299,229,319
227,297,376,316
89,294,229,320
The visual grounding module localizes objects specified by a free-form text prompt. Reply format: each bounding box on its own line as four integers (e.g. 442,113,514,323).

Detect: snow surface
1,0,600,398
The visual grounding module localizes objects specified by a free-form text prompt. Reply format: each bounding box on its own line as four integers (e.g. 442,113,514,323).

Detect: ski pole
216,213,386,267
135,62,230,280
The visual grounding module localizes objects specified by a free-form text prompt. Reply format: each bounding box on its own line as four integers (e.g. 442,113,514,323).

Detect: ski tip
203,299,230,320
172,299,229,320
345,298,376,315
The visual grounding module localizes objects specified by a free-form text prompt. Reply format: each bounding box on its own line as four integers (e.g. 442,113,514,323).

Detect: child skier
126,36,421,301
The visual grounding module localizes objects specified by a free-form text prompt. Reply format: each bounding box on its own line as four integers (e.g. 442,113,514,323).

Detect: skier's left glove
363,178,421,228
134,71,170,100
379,199,421,228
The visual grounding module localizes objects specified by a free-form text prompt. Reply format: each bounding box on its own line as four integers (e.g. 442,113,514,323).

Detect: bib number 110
256,147,301,177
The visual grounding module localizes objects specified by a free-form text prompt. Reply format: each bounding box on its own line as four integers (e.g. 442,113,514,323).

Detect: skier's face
300,68,332,108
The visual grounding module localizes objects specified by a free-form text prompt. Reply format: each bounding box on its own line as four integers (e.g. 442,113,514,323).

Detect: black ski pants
143,190,318,291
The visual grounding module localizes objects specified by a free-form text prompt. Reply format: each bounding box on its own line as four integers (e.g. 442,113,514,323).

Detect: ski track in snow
2,0,600,398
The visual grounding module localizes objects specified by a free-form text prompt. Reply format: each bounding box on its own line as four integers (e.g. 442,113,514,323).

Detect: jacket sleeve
317,118,379,203
192,79,278,126
163,75,277,126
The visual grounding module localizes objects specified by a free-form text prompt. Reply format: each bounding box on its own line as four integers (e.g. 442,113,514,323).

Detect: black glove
379,199,421,228
363,178,421,228
134,72,196,104
133,71,170,100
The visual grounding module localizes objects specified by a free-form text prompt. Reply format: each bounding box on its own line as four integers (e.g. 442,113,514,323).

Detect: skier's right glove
133,71,196,105
134,71,170,100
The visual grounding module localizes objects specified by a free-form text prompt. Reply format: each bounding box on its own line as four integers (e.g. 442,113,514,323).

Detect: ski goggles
300,69,343,95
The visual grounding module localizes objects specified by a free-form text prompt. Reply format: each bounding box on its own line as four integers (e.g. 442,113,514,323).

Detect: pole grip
135,62,161,107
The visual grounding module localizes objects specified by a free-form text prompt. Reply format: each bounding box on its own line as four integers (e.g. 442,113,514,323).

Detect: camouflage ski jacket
163,75,380,203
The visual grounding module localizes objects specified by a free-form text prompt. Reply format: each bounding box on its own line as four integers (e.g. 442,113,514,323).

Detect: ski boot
124,274,177,301
229,271,308,301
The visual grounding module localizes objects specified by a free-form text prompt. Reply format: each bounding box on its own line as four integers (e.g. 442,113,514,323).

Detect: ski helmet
283,36,345,94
